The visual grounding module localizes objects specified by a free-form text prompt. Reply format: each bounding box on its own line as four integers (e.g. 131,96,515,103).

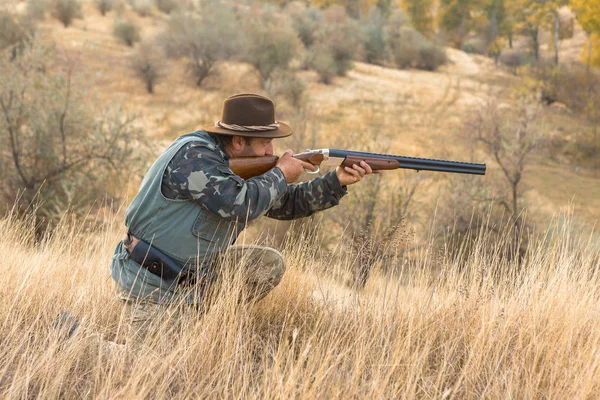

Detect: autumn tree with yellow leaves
399,0,434,36
570,0,600,70
438,0,487,47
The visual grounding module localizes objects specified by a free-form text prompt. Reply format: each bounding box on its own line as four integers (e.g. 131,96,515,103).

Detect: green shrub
417,42,447,71
243,10,300,85
389,26,423,68
388,26,447,71
361,7,386,65
155,0,178,14
50,0,82,27
114,19,140,47
0,41,146,235
26,0,48,20
310,46,337,84
288,3,321,49
0,12,36,58
461,38,486,55
265,70,307,109
312,6,361,77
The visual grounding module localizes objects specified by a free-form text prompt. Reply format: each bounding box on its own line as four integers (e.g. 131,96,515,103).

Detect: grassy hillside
26,0,599,225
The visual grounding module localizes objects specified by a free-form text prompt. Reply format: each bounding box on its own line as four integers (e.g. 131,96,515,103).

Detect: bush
324,130,420,288
114,20,141,47
264,70,307,109
388,26,446,71
311,6,361,77
533,63,600,113
161,7,242,87
309,44,337,84
131,0,153,17
361,7,387,65
243,9,300,85
417,42,447,71
94,0,114,16
50,0,82,27
288,3,321,49
532,64,600,168
499,52,529,74
461,38,486,55
155,0,178,15
131,39,166,93
0,12,36,59
0,41,146,235
26,0,48,20
389,26,423,68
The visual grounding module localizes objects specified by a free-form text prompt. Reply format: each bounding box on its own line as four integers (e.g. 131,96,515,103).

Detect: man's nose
266,142,274,155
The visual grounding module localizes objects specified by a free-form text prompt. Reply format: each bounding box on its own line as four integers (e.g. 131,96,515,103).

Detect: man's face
236,137,274,157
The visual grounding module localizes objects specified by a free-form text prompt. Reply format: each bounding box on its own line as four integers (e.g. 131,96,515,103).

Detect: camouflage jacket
160,137,348,222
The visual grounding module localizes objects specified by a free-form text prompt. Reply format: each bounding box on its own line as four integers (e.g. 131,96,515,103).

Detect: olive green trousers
118,244,286,336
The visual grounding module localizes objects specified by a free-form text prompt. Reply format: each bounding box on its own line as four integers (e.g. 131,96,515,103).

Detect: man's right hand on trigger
275,150,317,183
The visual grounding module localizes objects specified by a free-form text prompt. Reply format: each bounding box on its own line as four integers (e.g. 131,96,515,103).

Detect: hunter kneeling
110,93,374,306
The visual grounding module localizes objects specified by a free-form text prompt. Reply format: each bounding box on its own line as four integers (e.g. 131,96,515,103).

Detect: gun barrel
328,149,486,175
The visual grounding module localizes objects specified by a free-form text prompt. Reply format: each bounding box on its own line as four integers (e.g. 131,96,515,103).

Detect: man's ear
231,135,246,151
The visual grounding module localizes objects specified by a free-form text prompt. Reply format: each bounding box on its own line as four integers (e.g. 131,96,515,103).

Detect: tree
131,40,167,94
547,6,574,65
400,0,434,36
570,0,600,70
483,0,510,53
243,8,300,85
288,3,322,49
438,0,486,48
161,7,242,87
506,0,554,61
466,94,542,255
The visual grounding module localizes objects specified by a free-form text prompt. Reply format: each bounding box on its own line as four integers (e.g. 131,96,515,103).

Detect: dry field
1,207,600,398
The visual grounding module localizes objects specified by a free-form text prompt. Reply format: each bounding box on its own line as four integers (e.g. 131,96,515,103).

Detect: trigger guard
305,166,320,175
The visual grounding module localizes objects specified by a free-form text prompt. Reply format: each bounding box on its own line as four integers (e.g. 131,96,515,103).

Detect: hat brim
202,122,293,138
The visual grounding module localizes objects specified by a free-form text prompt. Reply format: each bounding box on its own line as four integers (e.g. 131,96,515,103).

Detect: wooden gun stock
228,153,326,180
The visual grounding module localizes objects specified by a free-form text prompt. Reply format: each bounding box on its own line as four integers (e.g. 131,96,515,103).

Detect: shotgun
229,149,486,179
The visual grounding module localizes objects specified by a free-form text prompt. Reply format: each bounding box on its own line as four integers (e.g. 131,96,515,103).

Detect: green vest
110,130,243,302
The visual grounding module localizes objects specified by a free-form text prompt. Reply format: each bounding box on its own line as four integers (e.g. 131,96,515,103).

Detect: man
111,93,373,306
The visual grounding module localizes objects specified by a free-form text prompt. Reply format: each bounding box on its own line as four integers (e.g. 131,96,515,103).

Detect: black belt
124,234,191,285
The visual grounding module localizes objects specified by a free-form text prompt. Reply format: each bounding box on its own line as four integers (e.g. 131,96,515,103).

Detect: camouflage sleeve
164,142,288,222
266,170,348,220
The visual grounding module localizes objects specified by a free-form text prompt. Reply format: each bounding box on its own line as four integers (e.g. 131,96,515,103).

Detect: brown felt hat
202,94,293,138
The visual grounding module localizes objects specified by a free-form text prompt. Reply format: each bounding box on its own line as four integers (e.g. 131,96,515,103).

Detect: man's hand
276,150,318,183
335,160,374,186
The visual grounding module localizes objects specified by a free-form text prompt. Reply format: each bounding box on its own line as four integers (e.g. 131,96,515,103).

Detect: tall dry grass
0,208,599,398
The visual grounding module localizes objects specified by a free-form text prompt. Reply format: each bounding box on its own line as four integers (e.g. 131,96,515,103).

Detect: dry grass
1,208,599,398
